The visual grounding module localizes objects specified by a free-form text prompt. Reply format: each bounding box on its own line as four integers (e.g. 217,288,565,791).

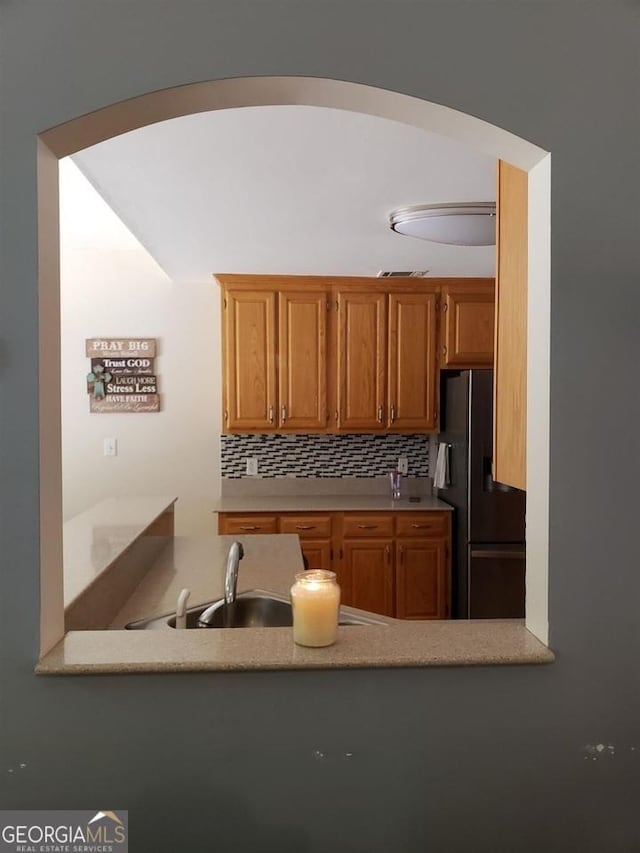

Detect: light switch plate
397,457,408,475
104,437,117,457
246,457,258,476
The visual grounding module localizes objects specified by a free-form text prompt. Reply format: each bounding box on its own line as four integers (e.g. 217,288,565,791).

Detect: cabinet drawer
279,515,332,538
342,514,394,538
395,513,449,538
219,515,278,535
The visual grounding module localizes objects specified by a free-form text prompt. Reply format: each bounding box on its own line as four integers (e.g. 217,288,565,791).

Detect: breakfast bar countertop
37,533,554,675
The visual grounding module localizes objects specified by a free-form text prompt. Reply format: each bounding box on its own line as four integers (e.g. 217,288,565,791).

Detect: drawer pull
295,524,315,530
357,524,377,530
377,404,384,423
239,525,259,531
411,523,432,529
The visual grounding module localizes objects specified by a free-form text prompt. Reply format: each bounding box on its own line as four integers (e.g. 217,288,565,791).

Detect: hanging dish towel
433,443,450,489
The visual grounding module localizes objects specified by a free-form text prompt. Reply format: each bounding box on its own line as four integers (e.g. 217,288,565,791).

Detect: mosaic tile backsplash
221,433,431,478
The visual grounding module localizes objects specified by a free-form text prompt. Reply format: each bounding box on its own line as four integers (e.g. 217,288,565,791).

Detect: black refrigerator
438,370,526,619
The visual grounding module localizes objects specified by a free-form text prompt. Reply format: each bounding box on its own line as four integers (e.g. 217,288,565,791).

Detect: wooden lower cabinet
299,540,332,571
218,510,450,619
395,539,449,619
342,539,394,617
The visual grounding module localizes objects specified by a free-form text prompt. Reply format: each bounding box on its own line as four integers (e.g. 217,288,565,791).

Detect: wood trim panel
494,161,527,490
216,274,493,294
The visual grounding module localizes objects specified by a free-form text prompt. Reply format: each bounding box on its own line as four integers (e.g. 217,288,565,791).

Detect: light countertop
38,532,554,675
213,495,453,513
63,496,177,609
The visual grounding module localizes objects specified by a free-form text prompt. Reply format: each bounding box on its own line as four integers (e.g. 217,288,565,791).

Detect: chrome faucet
224,541,244,605
198,541,245,627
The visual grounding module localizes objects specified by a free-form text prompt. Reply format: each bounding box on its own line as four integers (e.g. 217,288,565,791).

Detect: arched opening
37,76,550,657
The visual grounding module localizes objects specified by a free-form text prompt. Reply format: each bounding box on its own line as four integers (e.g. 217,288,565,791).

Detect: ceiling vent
377,270,430,278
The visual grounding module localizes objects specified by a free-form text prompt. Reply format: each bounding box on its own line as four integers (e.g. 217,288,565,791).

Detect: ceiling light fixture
389,202,496,246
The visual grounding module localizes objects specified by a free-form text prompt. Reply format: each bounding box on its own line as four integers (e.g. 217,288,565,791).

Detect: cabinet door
443,282,495,367
278,291,327,430
299,540,332,571
494,161,527,490
342,539,394,617
223,290,277,431
395,539,448,619
336,291,387,430
388,292,438,431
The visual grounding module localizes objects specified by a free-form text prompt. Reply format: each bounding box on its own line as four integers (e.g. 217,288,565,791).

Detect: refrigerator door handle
470,549,525,559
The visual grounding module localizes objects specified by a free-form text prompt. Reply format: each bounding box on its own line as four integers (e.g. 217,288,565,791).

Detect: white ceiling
72,105,497,283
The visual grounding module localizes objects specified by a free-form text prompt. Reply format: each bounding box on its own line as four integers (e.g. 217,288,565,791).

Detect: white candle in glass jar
290,570,341,647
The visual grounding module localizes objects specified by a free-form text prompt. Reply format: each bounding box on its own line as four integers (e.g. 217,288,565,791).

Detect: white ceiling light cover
389,202,496,246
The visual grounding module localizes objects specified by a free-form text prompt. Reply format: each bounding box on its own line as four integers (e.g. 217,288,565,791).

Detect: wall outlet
397,456,408,475
104,437,117,457
246,457,258,476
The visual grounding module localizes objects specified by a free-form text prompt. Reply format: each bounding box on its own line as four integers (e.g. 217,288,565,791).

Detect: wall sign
86,338,160,413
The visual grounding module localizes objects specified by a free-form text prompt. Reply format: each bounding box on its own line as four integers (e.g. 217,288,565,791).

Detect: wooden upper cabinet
223,289,277,431
218,274,498,435
388,291,438,431
442,281,495,367
278,292,327,430
494,161,527,490
336,291,387,430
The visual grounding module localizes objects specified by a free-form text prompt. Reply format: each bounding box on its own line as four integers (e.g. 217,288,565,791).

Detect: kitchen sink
125,589,388,630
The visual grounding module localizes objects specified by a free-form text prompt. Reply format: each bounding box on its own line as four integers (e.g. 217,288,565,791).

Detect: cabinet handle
390,405,396,423
268,405,274,424
377,404,384,423
357,524,377,530
281,404,287,424
240,525,259,531
295,524,315,530
399,545,404,565
385,545,391,564
411,523,431,529
442,345,447,356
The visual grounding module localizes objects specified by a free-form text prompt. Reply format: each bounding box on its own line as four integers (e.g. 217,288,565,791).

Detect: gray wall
1,2,639,850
